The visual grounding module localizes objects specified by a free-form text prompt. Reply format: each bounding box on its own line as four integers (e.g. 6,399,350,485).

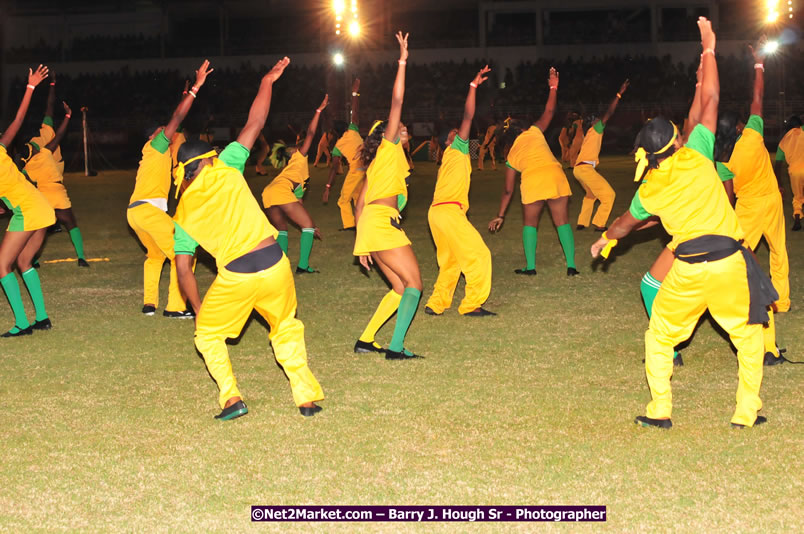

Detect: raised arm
0,65,48,147
533,68,559,132
458,66,491,141
45,73,56,119
350,77,360,126
236,57,290,151
45,102,71,152
697,17,719,134
601,79,629,125
164,59,213,141
685,61,703,139
299,94,329,157
384,31,409,142
749,40,765,118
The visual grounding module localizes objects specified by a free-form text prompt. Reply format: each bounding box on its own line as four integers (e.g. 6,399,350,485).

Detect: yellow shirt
630,125,743,251
720,115,778,199
575,121,605,167
276,150,309,185
24,147,62,186
31,118,63,168
777,127,804,174
173,142,278,268
365,138,410,210
130,131,172,204
506,126,566,195
331,125,364,170
431,136,471,212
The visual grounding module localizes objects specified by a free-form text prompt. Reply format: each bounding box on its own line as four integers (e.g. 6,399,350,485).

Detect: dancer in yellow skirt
424,66,494,317
775,115,804,230
262,94,328,273
173,57,323,420
489,67,578,276
0,65,55,336
322,78,364,231
574,79,629,231
592,18,772,428
353,31,423,360
127,59,212,317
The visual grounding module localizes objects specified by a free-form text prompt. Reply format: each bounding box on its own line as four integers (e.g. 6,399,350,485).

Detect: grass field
1,156,802,532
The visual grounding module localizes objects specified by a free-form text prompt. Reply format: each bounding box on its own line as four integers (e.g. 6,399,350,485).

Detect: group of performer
0,19,797,428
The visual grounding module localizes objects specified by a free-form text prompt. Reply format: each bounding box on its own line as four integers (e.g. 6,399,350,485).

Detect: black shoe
593,225,608,232
674,352,684,367
576,224,587,230
354,339,385,354
567,267,580,276
77,258,90,268
33,260,41,270
295,266,319,274
385,348,423,360
215,400,248,420
163,309,195,319
32,318,52,330
635,415,672,429
338,227,356,232
514,268,537,275
793,215,801,231
1,325,33,337
299,404,323,417
731,415,767,429
464,307,496,317
424,306,441,316
142,305,156,316
764,351,784,366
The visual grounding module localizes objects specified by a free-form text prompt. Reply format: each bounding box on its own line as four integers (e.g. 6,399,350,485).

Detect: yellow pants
426,204,492,314
790,169,804,218
735,192,790,312
477,142,496,170
645,252,763,426
126,203,185,311
573,164,615,228
337,170,365,229
194,256,324,409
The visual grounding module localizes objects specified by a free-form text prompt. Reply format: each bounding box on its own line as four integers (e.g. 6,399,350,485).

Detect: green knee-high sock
277,231,289,255
68,227,86,260
21,268,48,321
1,272,30,330
388,288,421,353
522,226,538,270
556,224,576,269
641,272,679,360
298,228,315,270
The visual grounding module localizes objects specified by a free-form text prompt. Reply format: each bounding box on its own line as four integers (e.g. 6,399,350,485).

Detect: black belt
674,235,778,324
225,242,283,273
128,200,148,209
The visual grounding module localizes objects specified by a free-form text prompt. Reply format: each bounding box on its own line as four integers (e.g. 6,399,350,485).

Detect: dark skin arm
322,155,342,203
533,68,559,132
163,59,213,141
488,167,517,232
384,32,408,142
45,102,71,152
175,254,201,316
601,79,629,125
697,17,719,134
685,62,703,139
0,65,49,147
458,66,491,141
723,179,735,206
236,57,289,151
351,77,360,127
299,94,329,157
749,40,765,119
45,73,56,119
590,211,645,258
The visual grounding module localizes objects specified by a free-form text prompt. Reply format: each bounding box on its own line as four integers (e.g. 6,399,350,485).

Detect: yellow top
0,145,43,210
720,115,778,199
24,147,62,186
778,126,804,174
276,150,309,185
365,138,410,210
506,126,564,183
431,136,471,212
31,118,63,167
331,127,364,170
173,142,277,268
629,125,743,251
575,121,605,167
130,131,172,203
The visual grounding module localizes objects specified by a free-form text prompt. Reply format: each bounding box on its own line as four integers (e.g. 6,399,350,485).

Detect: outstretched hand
749,35,767,63
618,79,630,95
548,67,559,89
266,57,291,83
317,94,329,112
194,59,214,87
395,31,409,62
472,65,491,87
698,16,716,51
62,101,72,116
359,254,374,271
28,65,49,87
488,217,504,233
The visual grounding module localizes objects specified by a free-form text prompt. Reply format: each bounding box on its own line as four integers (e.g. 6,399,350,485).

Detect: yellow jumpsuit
629,125,764,427
331,124,365,229
777,126,804,218
506,126,570,202
425,136,492,314
174,142,323,410
477,124,497,170
25,146,71,210
717,115,789,312
0,145,56,231
573,120,615,228
126,132,186,312
261,150,308,208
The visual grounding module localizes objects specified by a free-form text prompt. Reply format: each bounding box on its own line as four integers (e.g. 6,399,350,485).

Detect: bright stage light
333,52,345,66
767,11,780,22
348,20,360,36
333,0,345,15
763,40,780,54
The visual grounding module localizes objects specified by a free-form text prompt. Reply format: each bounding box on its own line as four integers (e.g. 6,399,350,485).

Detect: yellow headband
369,120,384,136
174,150,217,197
633,123,678,182
21,141,39,164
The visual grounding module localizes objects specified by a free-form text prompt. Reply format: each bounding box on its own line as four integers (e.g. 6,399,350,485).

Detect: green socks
68,227,86,260
21,268,48,321
388,287,421,353
556,224,576,270
298,228,315,270
1,272,30,330
277,231,289,255
522,226,538,270
641,272,678,360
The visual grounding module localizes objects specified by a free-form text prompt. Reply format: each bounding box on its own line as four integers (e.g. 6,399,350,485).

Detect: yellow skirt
520,167,571,203
262,176,300,208
2,188,56,232
353,203,411,256
38,181,71,210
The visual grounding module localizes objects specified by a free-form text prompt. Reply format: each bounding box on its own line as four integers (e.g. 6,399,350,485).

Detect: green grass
1,157,802,532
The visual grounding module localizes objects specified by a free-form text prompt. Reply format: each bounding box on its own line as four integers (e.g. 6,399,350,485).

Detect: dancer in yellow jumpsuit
574,79,629,231
173,57,323,420
592,18,771,428
715,42,789,314
323,78,364,231
127,59,212,317
0,65,54,336
424,66,494,317
477,122,498,171
775,115,804,230
313,129,334,167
